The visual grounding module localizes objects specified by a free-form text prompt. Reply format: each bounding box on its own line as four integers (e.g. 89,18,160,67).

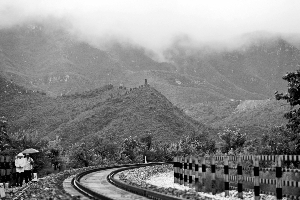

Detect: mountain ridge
0,21,298,140
0,74,213,145
1,22,299,104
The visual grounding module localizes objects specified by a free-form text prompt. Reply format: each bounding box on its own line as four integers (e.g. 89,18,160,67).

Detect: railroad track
69,162,183,200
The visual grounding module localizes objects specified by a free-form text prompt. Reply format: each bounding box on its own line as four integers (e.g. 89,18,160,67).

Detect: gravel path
146,172,190,191
146,171,285,200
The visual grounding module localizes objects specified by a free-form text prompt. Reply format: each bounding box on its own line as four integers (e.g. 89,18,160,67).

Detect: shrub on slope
1,82,211,145
51,86,209,144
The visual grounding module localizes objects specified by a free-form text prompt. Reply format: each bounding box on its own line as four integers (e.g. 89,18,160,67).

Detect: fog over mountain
1,0,300,58
0,0,300,98
1,0,299,140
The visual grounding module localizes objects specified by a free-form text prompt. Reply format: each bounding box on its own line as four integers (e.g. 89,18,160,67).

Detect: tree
140,133,153,151
121,136,142,162
259,126,296,155
187,134,216,155
48,148,61,170
8,130,49,174
92,137,119,161
218,127,246,153
275,70,300,154
67,143,94,167
0,116,11,150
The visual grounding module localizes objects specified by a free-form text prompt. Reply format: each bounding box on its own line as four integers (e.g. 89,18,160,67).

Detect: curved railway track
69,162,182,200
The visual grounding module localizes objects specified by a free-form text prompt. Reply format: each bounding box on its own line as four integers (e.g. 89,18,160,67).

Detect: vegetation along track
70,162,182,200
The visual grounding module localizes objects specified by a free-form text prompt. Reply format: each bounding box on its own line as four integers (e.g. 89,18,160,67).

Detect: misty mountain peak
0,21,300,103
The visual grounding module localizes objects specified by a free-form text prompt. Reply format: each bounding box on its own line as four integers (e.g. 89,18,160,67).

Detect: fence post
174,157,178,183
237,155,243,199
224,155,229,197
0,183,5,198
0,156,3,183
184,157,188,186
179,156,183,185
211,155,216,195
189,156,193,188
195,157,199,191
175,156,180,183
253,155,260,200
201,157,206,192
276,155,282,200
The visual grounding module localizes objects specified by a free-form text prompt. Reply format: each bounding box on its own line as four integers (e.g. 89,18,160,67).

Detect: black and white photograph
0,0,299,199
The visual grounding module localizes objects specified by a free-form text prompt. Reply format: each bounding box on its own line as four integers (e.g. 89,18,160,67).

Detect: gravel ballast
120,164,287,200
146,172,285,200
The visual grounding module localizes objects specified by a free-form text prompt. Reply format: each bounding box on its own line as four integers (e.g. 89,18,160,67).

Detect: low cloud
1,0,300,57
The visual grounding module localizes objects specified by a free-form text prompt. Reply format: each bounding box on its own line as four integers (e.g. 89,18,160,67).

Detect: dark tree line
275,70,300,154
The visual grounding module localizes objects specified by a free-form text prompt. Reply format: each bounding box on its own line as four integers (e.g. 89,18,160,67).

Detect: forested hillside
0,76,212,145
181,99,289,138
1,21,300,144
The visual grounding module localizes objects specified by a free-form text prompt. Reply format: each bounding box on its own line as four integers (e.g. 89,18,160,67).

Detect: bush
218,127,246,153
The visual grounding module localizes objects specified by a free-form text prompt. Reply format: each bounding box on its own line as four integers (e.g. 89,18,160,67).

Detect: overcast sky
0,0,300,53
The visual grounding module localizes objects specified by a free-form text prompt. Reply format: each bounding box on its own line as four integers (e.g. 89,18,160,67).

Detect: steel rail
71,162,180,200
